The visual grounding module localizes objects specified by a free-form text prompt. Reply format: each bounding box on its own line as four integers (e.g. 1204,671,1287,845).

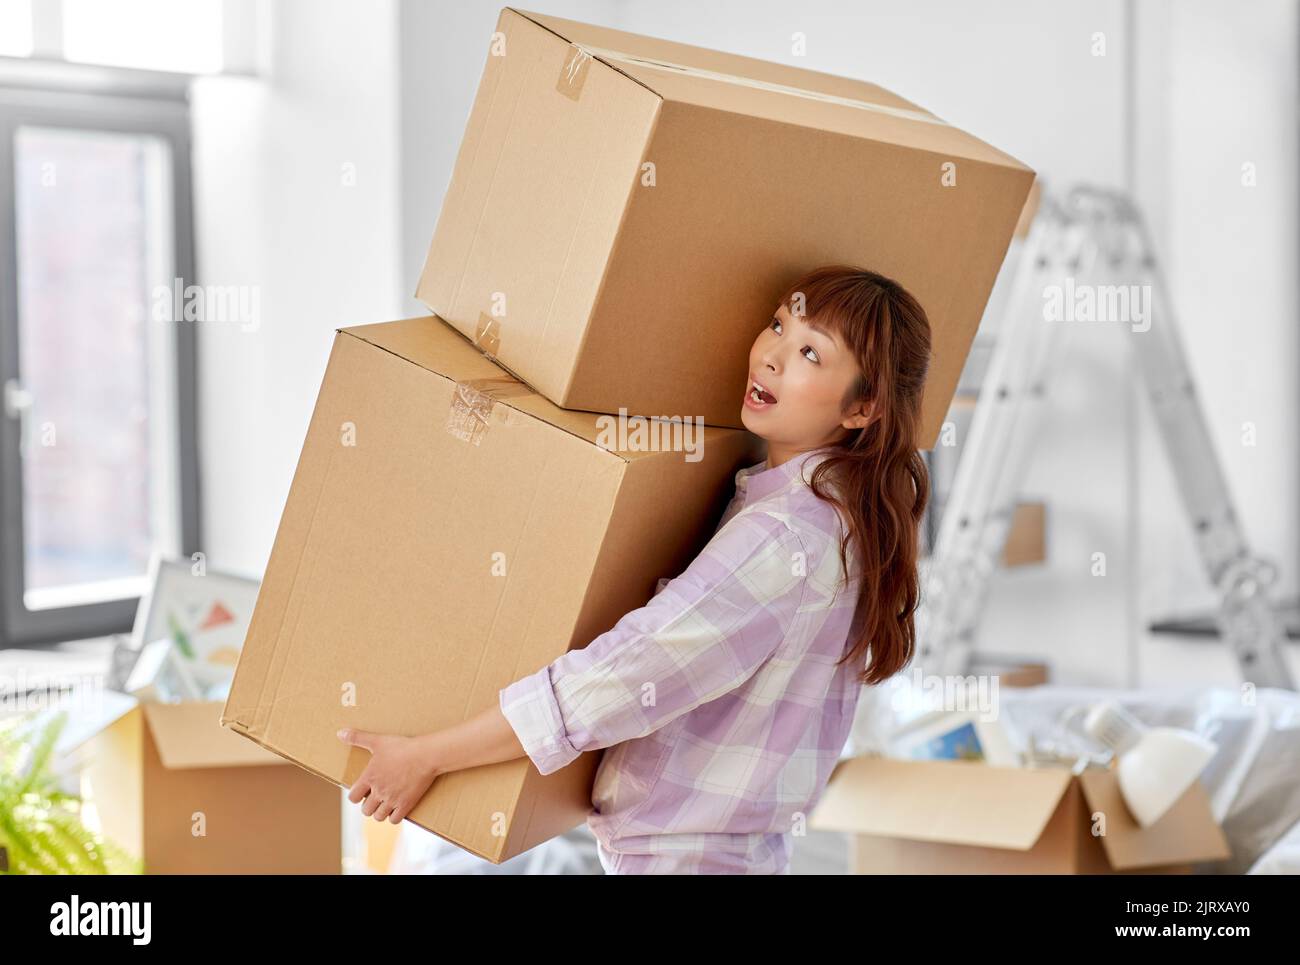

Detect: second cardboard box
221,315,762,862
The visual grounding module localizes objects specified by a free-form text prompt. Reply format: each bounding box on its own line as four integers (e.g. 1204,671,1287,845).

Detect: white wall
577,0,1139,687
190,0,403,577
602,0,1300,688
195,0,1298,688
1134,0,1300,685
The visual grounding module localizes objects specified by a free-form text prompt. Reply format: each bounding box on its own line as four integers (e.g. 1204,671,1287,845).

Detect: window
0,0,252,77
62,0,224,74
0,89,198,647
0,0,33,58
0,1,256,647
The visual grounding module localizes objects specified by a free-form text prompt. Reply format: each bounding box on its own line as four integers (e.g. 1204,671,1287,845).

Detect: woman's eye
802,346,820,363
770,316,782,334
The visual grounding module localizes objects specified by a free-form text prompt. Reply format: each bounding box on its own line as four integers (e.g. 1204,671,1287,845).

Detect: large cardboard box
417,6,1037,444
810,756,1232,874
67,696,342,874
221,315,762,863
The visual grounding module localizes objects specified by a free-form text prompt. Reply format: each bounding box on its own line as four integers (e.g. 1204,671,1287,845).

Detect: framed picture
123,637,202,702
127,552,261,700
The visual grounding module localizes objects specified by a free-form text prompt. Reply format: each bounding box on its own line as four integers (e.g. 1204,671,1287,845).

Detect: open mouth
747,378,778,408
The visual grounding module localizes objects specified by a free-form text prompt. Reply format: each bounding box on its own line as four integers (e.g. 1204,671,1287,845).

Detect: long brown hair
777,265,931,686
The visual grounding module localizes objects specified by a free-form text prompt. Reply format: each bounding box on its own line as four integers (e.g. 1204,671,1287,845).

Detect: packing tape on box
557,42,950,127
445,376,529,446
557,43,593,101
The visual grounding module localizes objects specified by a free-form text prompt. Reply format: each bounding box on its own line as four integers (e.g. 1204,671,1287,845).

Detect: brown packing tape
556,45,592,101
566,42,951,127
445,377,529,446
475,311,502,357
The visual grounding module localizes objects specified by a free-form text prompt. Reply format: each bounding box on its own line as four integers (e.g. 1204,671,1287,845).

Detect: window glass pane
0,0,33,57
63,0,223,74
14,127,177,609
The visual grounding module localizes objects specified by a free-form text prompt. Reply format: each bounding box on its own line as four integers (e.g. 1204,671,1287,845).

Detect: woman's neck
765,443,796,469
765,442,822,470
767,429,854,469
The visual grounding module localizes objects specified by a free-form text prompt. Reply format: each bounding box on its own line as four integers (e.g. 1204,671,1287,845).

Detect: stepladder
916,184,1294,691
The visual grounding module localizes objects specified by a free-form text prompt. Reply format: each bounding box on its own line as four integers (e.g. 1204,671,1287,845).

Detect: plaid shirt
499,447,863,874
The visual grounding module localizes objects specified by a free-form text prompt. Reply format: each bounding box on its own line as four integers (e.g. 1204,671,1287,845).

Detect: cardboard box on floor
417,6,1037,444
61,693,342,874
809,756,1231,873
220,315,762,863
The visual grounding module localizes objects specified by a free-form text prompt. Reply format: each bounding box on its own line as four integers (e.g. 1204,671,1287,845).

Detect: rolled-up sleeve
499,510,808,776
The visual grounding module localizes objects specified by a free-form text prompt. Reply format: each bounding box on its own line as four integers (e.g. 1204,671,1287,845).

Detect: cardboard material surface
222,315,763,863
810,755,1232,874
417,7,1036,444
76,700,341,874
1002,501,1046,566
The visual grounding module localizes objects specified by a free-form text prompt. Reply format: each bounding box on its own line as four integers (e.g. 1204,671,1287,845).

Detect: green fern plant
0,709,141,874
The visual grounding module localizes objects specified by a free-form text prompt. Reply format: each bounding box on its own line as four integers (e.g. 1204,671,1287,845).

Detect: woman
338,265,932,874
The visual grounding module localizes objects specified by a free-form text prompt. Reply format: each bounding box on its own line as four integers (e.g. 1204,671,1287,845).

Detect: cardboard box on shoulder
418,6,1037,443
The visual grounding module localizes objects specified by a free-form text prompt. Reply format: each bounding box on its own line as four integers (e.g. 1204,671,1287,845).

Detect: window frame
0,81,200,648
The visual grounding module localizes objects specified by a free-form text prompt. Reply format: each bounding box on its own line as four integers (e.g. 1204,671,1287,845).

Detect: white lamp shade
1116,727,1218,827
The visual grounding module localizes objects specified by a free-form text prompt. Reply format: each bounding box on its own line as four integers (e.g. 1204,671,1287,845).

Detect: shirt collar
735,446,836,510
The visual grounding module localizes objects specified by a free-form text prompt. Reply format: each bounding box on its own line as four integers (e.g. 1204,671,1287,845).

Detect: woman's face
741,302,873,456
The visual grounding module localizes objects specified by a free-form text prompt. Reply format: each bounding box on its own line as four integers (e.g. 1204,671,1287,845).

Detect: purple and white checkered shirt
498,446,864,874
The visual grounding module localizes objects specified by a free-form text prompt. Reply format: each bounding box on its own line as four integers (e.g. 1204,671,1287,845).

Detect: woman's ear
840,399,874,431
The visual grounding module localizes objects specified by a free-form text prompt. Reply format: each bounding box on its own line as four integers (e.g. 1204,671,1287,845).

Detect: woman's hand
334,703,528,825
337,727,442,824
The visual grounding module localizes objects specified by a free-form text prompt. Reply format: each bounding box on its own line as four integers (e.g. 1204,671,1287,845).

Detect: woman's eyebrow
792,313,836,343
779,303,838,347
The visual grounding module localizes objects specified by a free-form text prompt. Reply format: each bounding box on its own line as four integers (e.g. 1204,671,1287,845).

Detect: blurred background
0,0,1296,875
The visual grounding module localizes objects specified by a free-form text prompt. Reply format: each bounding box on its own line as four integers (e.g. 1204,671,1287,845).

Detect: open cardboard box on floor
220,315,762,863
417,6,1037,443
59,692,342,874
809,756,1232,874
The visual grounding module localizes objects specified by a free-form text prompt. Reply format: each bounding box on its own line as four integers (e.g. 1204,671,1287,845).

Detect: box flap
49,689,140,759
143,700,284,769
809,755,1073,850
510,7,1031,170
339,316,739,461
1077,768,1233,870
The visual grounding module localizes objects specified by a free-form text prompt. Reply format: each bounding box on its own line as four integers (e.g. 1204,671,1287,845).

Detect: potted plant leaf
0,710,141,874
